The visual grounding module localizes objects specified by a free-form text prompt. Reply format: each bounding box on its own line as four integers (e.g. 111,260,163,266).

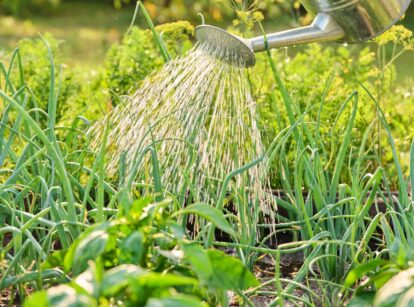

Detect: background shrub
59,68,106,126
104,20,194,99
0,0,60,17
12,34,77,126
2,21,195,130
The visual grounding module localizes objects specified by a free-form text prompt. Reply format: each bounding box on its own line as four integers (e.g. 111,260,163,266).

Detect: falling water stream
88,42,273,211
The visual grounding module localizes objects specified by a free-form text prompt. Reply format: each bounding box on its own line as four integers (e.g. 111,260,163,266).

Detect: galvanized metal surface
301,0,412,42
195,0,412,66
195,25,256,66
250,13,345,52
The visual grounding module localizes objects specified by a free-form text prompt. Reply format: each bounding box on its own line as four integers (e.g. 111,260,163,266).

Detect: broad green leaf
176,203,235,237
23,291,48,307
74,268,96,295
64,223,109,274
41,249,67,270
343,259,384,288
101,264,144,296
397,287,414,307
167,221,186,239
138,272,198,288
157,248,184,265
146,295,207,307
370,267,400,289
72,229,108,276
24,285,95,307
47,285,95,307
120,231,145,265
183,244,258,290
347,291,375,307
207,250,259,290
374,267,414,307
183,243,213,283
126,196,153,220
102,265,198,297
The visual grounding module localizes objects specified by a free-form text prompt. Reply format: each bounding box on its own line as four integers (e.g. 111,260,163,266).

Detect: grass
1,3,414,306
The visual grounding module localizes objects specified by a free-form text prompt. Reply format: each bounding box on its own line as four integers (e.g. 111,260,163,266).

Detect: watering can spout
195,0,412,67
249,13,345,53
195,13,345,67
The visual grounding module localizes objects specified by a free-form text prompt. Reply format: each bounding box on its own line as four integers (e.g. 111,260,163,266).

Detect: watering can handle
249,13,345,53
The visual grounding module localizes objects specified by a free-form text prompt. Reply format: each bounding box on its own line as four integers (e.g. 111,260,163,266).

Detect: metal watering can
196,0,412,67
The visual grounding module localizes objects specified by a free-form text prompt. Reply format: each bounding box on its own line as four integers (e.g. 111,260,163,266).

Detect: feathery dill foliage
229,0,259,11
88,42,273,211
227,0,264,30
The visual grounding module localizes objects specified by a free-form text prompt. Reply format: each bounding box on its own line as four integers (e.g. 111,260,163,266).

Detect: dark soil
0,287,33,307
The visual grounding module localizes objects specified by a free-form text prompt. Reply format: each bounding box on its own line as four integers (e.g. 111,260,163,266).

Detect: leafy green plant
22,197,258,306
9,34,78,126
104,20,194,98
345,241,414,307
58,67,106,126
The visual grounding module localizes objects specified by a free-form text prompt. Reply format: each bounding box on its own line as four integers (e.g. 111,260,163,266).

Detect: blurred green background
0,0,413,74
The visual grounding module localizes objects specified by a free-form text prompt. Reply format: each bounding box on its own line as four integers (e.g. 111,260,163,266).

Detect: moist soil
226,250,324,306
1,287,34,307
